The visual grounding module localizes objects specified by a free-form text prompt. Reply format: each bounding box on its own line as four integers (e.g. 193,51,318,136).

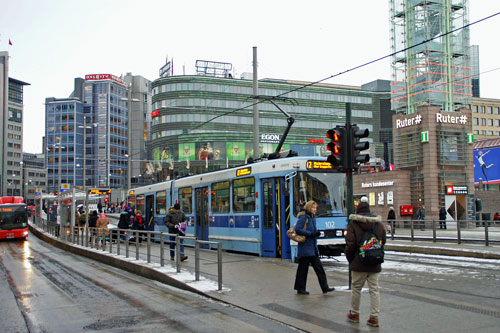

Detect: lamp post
78,117,97,226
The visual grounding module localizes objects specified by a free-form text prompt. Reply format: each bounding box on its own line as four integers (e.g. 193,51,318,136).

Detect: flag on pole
9,39,12,46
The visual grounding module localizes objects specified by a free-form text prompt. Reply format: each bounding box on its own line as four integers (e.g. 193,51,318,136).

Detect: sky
1,0,499,154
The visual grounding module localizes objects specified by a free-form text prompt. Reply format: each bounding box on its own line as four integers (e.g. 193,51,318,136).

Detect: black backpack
358,224,384,265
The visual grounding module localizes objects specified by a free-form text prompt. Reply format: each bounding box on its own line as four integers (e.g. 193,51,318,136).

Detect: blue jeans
169,235,184,258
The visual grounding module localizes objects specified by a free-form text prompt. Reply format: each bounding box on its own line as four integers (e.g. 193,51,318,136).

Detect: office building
1,51,30,196
390,0,472,113
22,153,46,205
123,73,152,186
82,74,129,188
45,97,84,193
151,66,392,179
471,97,500,139
356,0,475,221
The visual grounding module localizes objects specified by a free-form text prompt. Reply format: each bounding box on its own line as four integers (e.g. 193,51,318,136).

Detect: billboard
474,146,500,184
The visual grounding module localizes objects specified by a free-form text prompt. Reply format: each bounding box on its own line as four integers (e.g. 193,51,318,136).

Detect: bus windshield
293,172,346,217
0,205,27,230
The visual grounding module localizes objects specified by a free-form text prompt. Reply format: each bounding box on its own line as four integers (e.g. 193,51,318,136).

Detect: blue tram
127,156,348,260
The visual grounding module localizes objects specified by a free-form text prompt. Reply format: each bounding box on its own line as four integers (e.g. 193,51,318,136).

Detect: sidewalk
30,220,500,332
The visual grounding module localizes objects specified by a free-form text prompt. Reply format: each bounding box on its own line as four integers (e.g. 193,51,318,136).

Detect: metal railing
31,217,223,290
382,219,500,246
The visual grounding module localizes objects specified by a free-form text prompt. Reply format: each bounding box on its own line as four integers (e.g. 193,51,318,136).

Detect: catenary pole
252,46,259,160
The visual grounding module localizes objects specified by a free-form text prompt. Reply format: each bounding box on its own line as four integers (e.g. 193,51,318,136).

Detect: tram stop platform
30,219,500,332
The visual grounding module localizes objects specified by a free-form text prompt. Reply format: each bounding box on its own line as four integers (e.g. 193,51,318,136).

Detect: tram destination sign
88,188,112,195
306,160,333,170
236,167,252,177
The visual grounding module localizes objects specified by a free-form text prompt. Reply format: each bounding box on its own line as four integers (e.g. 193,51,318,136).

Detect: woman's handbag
287,217,309,243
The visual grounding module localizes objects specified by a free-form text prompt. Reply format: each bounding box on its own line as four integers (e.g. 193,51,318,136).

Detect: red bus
0,196,29,240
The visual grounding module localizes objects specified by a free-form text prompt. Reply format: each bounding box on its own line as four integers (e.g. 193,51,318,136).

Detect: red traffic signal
326,127,347,170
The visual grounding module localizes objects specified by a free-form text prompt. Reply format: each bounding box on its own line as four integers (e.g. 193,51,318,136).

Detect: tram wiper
316,213,333,217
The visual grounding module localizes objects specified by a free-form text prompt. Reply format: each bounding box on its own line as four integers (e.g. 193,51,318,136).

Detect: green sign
421,131,429,143
467,133,474,144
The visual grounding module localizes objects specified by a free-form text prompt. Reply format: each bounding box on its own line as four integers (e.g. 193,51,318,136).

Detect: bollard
457,219,461,244
195,240,200,281
160,233,164,267
218,242,222,291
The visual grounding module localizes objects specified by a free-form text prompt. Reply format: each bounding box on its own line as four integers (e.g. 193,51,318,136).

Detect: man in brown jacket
345,197,386,327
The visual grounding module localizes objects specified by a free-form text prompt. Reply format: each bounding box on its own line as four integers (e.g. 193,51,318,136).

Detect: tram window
136,195,145,215
232,177,255,212
179,187,192,214
156,190,166,214
212,181,229,213
128,195,136,210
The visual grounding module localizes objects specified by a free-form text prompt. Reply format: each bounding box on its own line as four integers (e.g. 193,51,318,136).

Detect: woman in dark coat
293,200,335,295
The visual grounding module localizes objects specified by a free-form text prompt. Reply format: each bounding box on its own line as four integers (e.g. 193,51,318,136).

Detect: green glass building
151,75,392,178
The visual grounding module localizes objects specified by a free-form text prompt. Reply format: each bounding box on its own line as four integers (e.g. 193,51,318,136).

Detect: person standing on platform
165,203,188,262
293,200,335,295
386,206,396,233
417,205,426,230
345,197,386,327
439,206,447,230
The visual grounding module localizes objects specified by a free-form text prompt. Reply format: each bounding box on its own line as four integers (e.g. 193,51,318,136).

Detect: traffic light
326,126,347,171
351,125,370,169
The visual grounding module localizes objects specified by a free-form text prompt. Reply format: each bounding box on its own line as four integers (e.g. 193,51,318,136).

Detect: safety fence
32,218,223,291
382,219,500,246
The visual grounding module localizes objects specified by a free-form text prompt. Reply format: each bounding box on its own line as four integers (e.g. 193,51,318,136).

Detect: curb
386,243,500,259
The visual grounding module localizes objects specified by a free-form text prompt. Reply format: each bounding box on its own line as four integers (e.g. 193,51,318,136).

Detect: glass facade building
151,75,391,179
82,75,129,188
390,0,472,113
45,98,84,193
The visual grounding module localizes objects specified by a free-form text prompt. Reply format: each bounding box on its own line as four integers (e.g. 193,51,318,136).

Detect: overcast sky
1,0,499,154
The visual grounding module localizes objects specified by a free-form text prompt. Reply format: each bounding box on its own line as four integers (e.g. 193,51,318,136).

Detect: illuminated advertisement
474,147,500,184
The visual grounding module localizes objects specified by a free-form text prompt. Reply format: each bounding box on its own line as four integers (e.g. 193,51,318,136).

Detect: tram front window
293,172,346,217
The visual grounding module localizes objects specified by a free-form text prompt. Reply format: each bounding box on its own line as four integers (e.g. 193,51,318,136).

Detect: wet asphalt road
0,234,297,333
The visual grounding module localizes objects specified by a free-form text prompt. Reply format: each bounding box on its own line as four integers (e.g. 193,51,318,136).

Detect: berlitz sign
85,74,125,85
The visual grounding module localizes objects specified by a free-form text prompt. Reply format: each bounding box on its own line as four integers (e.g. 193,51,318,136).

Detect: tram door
145,195,154,230
195,187,209,245
262,178,290,258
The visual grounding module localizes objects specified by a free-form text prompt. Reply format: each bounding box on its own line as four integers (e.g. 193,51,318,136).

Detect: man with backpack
345,196,386,328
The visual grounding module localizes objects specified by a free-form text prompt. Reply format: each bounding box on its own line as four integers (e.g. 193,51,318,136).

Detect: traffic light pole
346,102,354,290
345,103,354,216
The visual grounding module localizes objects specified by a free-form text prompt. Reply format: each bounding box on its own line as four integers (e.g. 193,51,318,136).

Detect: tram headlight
343,230,347,236
336,230,343,237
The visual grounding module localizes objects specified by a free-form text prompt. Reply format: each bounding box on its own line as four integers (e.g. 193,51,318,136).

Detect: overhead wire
194,11,500,130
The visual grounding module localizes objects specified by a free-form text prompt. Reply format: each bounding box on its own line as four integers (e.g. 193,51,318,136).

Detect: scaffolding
390,0,472,113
